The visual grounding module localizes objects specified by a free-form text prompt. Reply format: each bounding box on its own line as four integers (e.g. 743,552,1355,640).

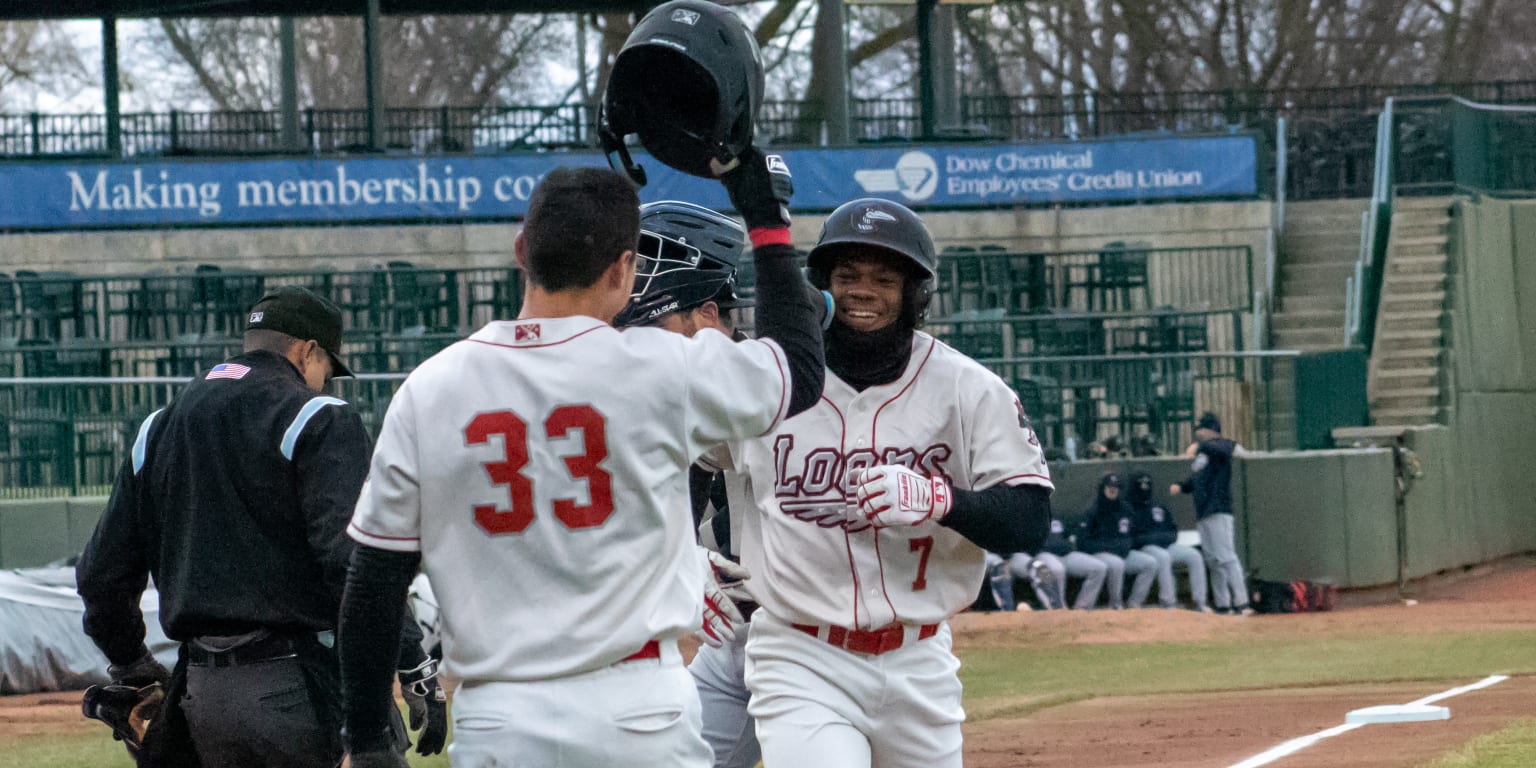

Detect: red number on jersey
910,536,935,591
546,405,614,529
465,411,535,535
465,406,615,535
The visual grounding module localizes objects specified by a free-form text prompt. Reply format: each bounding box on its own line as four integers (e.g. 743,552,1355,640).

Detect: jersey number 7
465,405,614,535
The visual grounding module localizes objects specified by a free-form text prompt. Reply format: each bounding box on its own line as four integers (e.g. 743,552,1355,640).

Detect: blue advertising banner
0,134,1257,230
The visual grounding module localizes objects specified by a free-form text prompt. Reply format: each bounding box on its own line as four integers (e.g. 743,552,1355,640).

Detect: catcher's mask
615,200,749,328
600,0,765,187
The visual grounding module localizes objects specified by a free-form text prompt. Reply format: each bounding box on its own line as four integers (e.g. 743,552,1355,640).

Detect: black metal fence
6,80,1535,201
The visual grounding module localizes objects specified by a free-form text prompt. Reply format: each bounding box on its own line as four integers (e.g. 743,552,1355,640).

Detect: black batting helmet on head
807,198,937,328
613,201,750,328
600,0,765,187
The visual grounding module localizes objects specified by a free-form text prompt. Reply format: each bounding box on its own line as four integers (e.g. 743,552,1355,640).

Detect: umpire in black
76,287,444,767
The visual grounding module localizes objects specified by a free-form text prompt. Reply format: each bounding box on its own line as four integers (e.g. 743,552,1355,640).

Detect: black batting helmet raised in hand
613,201,750,328
600,0,765,186
807,198,938,327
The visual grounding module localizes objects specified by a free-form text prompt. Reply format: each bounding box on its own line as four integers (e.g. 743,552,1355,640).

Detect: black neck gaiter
824,318,914,392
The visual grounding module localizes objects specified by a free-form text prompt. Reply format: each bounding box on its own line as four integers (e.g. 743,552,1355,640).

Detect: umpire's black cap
245,287,353,378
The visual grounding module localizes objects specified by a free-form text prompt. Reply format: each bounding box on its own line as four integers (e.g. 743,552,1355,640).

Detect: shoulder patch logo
248,311,264,323
514,323,541,342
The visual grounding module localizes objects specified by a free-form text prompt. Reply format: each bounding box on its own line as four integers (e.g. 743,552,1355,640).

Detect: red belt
791,622,939,656
619,640,661,663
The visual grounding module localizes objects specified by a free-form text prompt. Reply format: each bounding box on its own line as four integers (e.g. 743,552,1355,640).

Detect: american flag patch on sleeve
205,363,251,380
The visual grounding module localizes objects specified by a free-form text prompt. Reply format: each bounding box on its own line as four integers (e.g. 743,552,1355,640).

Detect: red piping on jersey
872,533,899,622
869,336,936,447
468,323,607,350
1000,473,1052,484
753,339,791,438
867,336,937,617
816,393,862,629
347,523,420,542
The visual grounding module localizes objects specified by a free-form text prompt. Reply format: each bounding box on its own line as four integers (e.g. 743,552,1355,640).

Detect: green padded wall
67,497,109,558
0,499,73,568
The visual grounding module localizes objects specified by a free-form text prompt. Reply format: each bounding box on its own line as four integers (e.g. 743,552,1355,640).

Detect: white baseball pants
744,610,963,768
690,629,761,768
448,641,710,768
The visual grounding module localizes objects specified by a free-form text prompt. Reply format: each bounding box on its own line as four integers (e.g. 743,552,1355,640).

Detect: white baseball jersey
712,331,1051,629
348,316,791,683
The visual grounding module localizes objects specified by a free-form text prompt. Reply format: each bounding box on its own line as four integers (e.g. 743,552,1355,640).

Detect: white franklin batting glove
695,549,747,648
852,465,953,527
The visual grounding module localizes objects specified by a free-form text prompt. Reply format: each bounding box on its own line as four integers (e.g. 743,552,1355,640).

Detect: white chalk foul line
1225,675,1511,768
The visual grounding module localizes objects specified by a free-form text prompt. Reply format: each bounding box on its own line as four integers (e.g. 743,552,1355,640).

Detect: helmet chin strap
599,123,648,189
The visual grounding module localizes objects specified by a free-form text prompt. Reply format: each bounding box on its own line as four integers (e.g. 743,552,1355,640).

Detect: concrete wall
2,201,1275,290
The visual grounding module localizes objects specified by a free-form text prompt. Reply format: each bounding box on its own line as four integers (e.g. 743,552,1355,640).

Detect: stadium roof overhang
0,1,657,20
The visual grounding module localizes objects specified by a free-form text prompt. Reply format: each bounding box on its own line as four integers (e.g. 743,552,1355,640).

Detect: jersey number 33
465,405,613,535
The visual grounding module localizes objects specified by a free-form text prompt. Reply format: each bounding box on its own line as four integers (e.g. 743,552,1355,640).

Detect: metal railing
0,266,522,351
926,243,1253,318
4,80,1535,201
0,349,1296,497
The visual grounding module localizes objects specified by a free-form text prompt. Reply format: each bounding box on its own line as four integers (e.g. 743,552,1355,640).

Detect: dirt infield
5,555,1534,767
957,555,1536,768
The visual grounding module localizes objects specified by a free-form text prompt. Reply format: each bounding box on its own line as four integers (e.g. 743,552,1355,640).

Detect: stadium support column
916,0,937,140
281,18,301,153
103,17,121,158
815,0,849,145
364,0,385,152
932,4,959,133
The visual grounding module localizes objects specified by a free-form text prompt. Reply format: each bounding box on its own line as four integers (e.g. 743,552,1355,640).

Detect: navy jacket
1178,437,1237,520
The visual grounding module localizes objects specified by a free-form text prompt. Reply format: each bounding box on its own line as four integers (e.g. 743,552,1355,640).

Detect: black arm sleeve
749,241,825,417
76,454,153,667
294,405,373,609
395,603,427,671
339,545,420,754
939,483,1052,555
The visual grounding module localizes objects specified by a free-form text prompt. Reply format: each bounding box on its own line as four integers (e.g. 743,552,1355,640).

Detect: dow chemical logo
853,151,938,202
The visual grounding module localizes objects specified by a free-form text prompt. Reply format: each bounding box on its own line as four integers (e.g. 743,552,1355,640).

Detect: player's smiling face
829,250,906,333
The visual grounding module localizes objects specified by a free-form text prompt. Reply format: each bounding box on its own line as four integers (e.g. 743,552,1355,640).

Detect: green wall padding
66,497,109,558
1242,453,1353,583
1338,451,1399,586
0,499,73,569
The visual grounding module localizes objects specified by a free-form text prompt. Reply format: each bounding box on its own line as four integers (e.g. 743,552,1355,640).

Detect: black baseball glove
398,657,448,755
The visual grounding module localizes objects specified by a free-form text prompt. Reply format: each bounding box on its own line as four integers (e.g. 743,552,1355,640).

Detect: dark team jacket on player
76,350,397,666
1039,517,1073,557
1177,437,1237,520
1128,473,1178,549
1076,478,1136,559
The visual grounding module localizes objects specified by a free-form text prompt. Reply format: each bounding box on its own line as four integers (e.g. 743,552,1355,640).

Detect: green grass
959,629,1536,708
1420,719,1536,768
9,628,1534,767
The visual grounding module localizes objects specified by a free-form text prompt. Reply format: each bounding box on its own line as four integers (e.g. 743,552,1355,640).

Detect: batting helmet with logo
613,201,750,328
600,0,765,187
807,198,937,326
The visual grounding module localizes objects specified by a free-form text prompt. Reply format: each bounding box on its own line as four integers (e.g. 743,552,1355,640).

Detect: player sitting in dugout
1074,473,1160,610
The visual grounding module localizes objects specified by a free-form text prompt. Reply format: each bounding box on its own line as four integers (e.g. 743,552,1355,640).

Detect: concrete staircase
1268,199,1370,447
1369,196,1454,426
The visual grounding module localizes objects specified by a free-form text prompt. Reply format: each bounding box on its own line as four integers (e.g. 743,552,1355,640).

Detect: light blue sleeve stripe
281,396,349,460
132,409,165,475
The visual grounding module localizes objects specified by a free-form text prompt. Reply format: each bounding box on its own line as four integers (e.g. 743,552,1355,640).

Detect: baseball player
1171,412,1253,615
613,199,763,768
1005,515,1109,610
1127,469,1211,611
705,198,1053,768
74,288,442,768
1075,473,1159,609
335,156,826,768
